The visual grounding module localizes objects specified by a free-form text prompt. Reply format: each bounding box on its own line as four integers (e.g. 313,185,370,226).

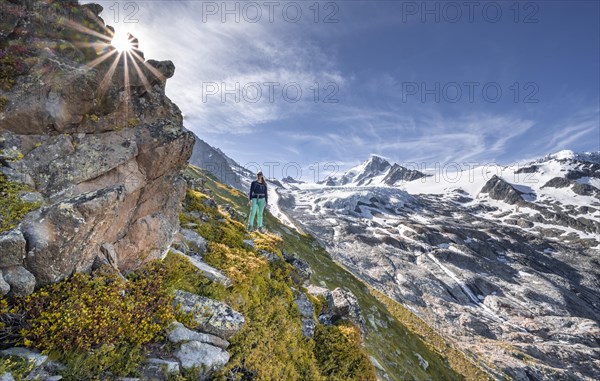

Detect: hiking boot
258,226,266,233
247,225,253,232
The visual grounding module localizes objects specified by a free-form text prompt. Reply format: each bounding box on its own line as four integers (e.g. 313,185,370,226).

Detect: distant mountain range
193,137,600,380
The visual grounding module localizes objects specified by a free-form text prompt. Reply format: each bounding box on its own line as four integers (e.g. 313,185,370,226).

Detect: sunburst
60,8,162,122
111,30,135,53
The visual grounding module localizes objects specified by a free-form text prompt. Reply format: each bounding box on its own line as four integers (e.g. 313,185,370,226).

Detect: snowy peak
544,150,600,164
323,155,426,187
353,155,392,186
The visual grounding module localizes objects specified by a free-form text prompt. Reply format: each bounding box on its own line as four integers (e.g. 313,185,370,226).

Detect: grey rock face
0,347,47,367
22,186,126,286
180,229,208,256
480,175,529,204
541,177,571,188
2,266,35,297
294,291,316,337
328,288,367,334
174,341,230,376
0,276,9,296
189,137,255,193
383,164,427,185
0,230,26,268
173,290,244,340
0,0,194,292
167,321,230,350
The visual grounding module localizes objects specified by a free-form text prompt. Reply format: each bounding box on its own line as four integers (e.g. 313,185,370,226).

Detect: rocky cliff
0,0,194,291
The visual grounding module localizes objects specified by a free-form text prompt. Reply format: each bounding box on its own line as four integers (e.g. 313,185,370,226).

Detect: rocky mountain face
0,1,194,291
189,135,254,193
277,152,600,380
322,155,427,187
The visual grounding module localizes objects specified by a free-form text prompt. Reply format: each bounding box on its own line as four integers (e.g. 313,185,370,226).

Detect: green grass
185,166,478,380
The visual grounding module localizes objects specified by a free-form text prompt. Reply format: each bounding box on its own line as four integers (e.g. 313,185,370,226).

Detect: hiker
247,171,268,232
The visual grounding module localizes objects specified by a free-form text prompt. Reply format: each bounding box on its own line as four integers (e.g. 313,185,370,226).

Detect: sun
111,30,134,52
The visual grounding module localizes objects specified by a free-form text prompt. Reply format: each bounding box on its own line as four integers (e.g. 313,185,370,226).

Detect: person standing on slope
247,171,268,232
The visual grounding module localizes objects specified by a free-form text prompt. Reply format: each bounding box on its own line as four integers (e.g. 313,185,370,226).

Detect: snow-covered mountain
192,144,600,379
321,155,427,187
278,150,600,380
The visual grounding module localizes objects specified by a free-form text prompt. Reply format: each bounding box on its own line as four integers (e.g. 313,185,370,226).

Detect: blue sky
91,0,599,180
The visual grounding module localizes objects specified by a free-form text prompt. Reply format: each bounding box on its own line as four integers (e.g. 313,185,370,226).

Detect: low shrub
0,174,41,233
313,323,377,381
15,263,175,378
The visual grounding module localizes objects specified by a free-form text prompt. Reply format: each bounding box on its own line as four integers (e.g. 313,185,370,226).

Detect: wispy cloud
96,1,345,134
542,105,600,153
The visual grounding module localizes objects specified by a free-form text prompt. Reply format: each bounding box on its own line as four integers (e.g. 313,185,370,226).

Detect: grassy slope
186,166,490,381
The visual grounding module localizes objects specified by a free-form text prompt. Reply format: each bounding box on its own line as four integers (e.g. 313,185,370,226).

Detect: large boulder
0,229,26,268
2,266,36,297
174,341,230,379
0,0,195,290
173,290,244,340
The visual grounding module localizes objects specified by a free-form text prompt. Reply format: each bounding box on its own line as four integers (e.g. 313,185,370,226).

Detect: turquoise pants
248,198,266,228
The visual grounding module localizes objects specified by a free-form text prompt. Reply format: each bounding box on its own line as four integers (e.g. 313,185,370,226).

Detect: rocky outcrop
293,290,316,338
167,321,230,350
480,175,530,204
189,136,254,192
173,290,244,340
307,285,367,335
383,163,427,185
541,176,571,188
174,340,230,378
169,289,244,380
0,1,194,288
283,250,313,285
178,228,208,256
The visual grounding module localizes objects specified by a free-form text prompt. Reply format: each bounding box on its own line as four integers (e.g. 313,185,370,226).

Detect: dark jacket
249,180,268,204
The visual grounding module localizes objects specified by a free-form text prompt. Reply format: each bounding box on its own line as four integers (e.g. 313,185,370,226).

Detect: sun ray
97,51,123,100
127,50,153,94
60,17,113,43
85,48,118,69
130,50,166,83
122,47,133,124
